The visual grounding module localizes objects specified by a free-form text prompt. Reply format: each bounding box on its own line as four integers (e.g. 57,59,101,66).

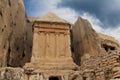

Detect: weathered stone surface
25,12,76,71
0,67,25,80
0,0,32,67
72,17,100,65
78,51,120,80
98,33,120,53
71,17,120,80
1,0,120,79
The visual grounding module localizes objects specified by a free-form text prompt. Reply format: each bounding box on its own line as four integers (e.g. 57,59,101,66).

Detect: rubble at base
0,51,120,80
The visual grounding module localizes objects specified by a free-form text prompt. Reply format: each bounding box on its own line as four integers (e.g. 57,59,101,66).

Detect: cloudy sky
24,0,120,41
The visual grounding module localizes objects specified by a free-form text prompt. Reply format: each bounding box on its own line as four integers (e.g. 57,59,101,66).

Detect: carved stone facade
28,21,75,69
24,12,76,80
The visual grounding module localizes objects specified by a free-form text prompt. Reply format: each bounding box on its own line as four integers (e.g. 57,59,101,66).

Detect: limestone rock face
71,17,120,80
0,0,33,67
0,67,25,80
72,17,100,65
1,0,120,79
98,33,120,53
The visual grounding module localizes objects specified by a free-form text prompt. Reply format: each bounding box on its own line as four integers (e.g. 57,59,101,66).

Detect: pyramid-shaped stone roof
36,12,69,23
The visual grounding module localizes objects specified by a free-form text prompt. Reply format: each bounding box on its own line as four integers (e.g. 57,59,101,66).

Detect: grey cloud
58,0,120,28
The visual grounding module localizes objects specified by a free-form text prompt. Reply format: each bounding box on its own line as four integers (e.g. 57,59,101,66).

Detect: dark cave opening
49,76,60,80
102,44,116,52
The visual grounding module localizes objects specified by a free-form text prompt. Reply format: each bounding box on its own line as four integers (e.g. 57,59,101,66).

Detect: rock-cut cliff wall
71,17,100,65
0,0,33,67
